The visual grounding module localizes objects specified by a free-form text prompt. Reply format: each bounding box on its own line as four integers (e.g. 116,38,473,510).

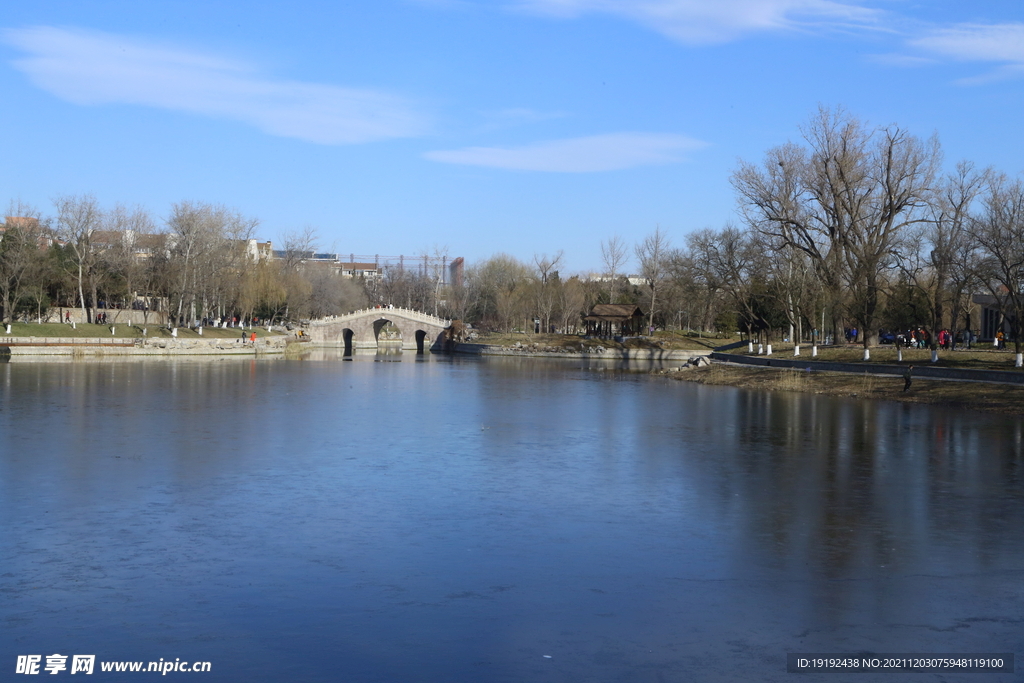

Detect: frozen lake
2,354,1022,681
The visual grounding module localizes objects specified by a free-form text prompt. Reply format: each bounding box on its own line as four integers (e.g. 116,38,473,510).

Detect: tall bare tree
600,236,628,304
970,172,1024,366
100,204,157,321
54,194,103,323
732,106,941,350
635,226,670,333
893,161,985,359
533,251,563,333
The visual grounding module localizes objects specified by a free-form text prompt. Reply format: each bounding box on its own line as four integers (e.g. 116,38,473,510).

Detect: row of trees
707,106,1024,359
415,108,1024,357
0,197,366,326
5,107,1022,353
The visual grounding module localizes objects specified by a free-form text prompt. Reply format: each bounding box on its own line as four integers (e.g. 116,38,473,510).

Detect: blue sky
1,1,1022,272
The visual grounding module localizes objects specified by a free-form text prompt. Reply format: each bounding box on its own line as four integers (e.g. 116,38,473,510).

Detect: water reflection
1,359,1021,682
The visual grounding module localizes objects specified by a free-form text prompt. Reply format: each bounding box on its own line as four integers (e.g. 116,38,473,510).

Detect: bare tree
165,201,257,326
54,194,103,323
970,172,1024,365
893,161,985,360
557,275,592,334
600,236,628,304
732,106,941,350
686,226,760,337
0,204,49,324
468,254,532,332
100,204,157,321
280,226,318,269
635,226,670,333
533,251,563,333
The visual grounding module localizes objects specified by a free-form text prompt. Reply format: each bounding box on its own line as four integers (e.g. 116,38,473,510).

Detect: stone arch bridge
307,308,450,353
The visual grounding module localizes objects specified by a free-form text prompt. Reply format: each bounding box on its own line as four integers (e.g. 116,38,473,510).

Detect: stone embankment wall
711,351,1024,385
1,336,289,357
455,342,707,361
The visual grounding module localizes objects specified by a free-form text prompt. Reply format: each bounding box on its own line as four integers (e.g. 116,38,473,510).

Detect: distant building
88,229,170,260
2,216,55,250
265,251,460,282
973,293,1014,341
586,272,647,286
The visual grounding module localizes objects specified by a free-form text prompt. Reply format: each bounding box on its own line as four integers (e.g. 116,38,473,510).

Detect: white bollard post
72,322,76,329
1017,353,1023,368
811,344,818,357
766,344,773,356
863,348,870,361
897,347,903,362
793,345,800,357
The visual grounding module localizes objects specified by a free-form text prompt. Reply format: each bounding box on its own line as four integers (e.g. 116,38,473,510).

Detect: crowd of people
844,327,990,350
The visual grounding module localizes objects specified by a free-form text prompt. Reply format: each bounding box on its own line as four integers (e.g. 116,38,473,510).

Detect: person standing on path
903,365,914,392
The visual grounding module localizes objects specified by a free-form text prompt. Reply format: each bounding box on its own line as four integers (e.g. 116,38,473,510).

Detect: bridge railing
308,308,450,327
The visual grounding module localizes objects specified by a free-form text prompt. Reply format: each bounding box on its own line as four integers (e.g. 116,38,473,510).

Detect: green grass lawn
1,322,285,339
725,341,1023,371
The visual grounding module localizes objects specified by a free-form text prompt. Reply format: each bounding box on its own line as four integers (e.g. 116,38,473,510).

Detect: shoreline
453,341,709,361
659,362,1024,415
1,335,293,357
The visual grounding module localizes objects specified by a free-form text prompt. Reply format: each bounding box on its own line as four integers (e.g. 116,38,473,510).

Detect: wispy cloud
476,107,568,132
910,23,1024,63
907,23,1024,85
865,52,937,68
424,132,706,172
2,26,427,144
511,0,881,44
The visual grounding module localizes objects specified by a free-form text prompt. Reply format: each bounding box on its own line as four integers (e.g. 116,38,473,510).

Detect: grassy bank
1,322,285,339
725,343,1024,372
661,363,1024,415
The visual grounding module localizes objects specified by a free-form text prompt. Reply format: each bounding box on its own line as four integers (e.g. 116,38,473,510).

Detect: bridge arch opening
373,319,403,348
341,328,354,355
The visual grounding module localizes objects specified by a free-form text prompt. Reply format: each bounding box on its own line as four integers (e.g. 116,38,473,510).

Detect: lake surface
2,353,1022,681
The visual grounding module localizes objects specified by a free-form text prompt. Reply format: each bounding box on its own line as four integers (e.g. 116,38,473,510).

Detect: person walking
903,364,914,392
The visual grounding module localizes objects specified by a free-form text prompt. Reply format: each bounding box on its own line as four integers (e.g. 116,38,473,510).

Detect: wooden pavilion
583,304,646,338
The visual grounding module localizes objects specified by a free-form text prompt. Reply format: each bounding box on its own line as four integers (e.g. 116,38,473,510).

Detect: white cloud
2,26,426,144
512,0,881,44
910,23,1024,63
907,23,1024,85
865,53,937,68
424,132,706,172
